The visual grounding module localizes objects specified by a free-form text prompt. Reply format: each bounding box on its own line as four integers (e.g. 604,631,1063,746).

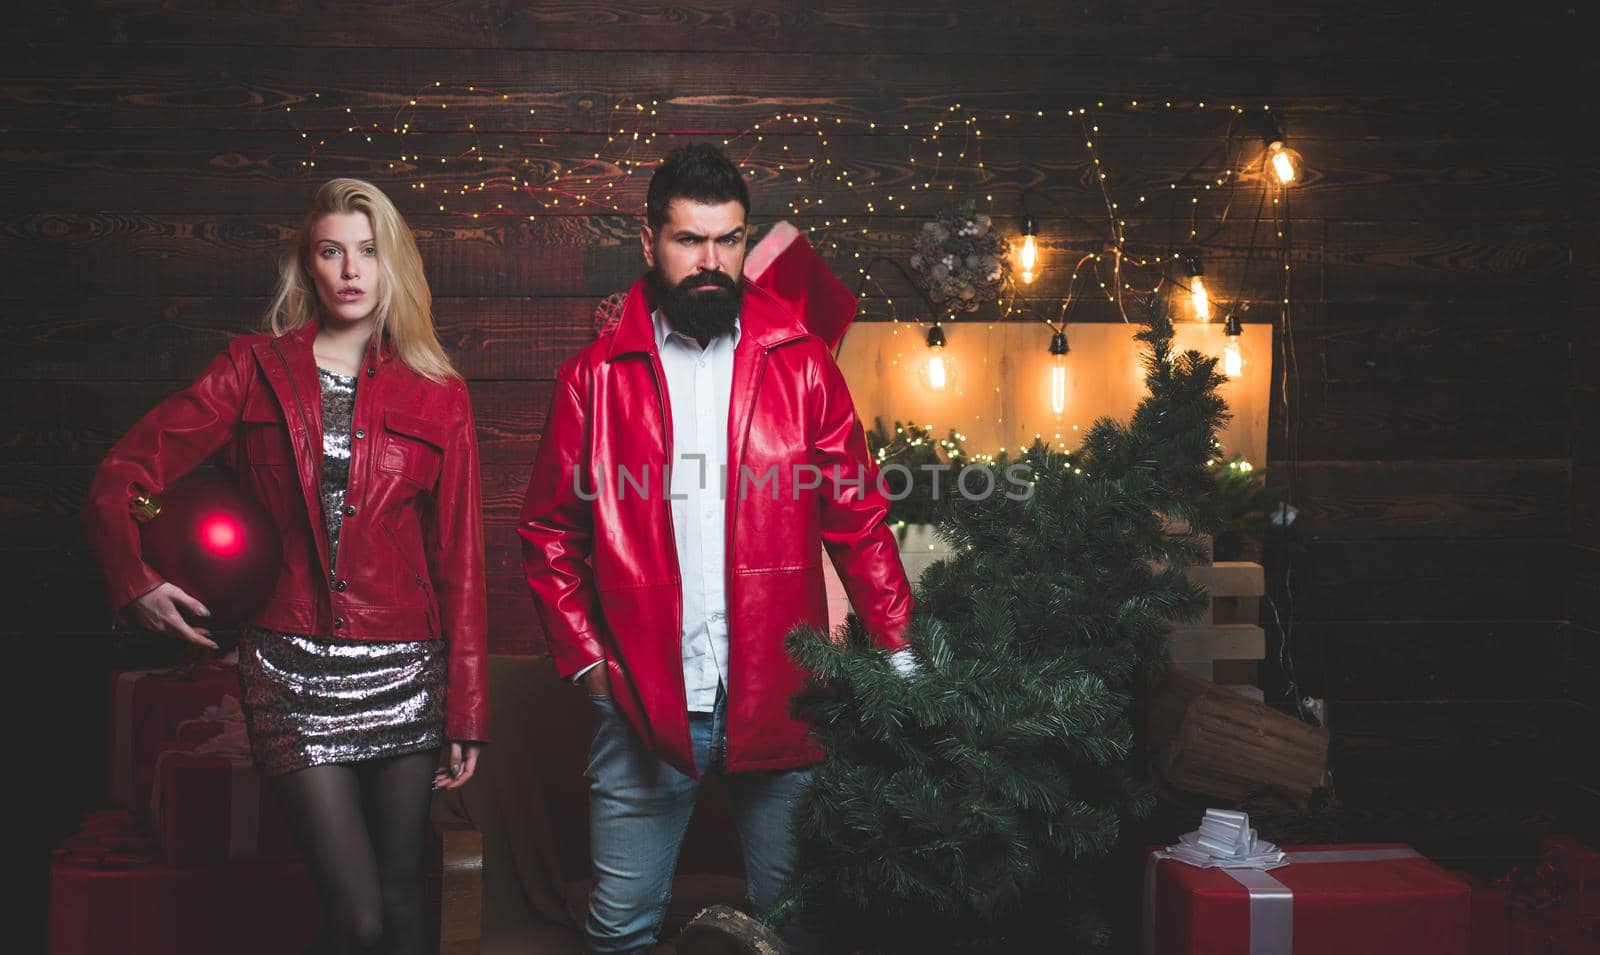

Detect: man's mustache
676,271,738,293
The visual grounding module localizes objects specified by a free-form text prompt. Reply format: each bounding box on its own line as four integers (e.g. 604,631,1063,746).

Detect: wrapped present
108,662,239,810
1542,836,1599,919
1496,837,1600,955
149,696,296,866
47,813,318,955
1145,842,1472,955
1509,909,1600,955
1451,871,1511,955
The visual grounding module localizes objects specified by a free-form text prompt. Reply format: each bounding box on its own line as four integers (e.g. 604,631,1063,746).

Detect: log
1145,666,1329,811
675,904,787,955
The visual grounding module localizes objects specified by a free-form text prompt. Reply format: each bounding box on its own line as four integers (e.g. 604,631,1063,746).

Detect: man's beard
652,268,743,343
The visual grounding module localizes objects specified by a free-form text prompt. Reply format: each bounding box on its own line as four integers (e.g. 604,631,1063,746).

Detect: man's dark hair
646,143,751,230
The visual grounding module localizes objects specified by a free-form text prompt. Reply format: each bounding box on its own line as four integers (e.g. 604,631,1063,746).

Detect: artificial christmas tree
774,295,1230,952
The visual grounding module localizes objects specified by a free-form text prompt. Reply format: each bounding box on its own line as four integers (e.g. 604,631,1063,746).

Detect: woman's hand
126,582,216,649
433,741,482,790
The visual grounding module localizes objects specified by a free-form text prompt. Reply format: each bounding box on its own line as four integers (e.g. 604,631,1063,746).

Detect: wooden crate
1169,560,1267,697
426,827,483,955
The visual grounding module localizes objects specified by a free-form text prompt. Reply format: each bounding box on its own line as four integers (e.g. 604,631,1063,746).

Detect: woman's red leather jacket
85,321,489,741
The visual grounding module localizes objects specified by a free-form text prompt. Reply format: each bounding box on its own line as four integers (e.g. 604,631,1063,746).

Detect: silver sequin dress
238,367,447,776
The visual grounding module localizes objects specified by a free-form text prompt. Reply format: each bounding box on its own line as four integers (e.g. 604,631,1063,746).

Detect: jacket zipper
269,339,338,584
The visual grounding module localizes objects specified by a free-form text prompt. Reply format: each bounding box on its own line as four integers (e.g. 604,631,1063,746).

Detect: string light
1263,113,1303,186
1048,330,1070,416
1185,256,1212,322
925,324,949,391
285,92,1293,377
1223,314,1244,378
1018,216,1040,284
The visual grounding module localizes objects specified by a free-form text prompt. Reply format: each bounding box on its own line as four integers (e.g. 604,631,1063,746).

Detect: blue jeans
583,693,811,955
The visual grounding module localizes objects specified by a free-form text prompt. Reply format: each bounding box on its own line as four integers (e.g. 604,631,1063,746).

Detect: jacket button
343,504,356,516
333,617,345,629
333,579,347,592
354,429,366,439
366,366,377,377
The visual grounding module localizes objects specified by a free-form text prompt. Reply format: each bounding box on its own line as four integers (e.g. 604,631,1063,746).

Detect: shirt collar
652,308,742,352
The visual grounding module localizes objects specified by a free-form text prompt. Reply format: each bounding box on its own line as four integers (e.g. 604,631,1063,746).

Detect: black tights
271,750,438,955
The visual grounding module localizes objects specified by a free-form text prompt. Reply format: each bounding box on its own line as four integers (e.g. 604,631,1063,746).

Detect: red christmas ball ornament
133,476,282,627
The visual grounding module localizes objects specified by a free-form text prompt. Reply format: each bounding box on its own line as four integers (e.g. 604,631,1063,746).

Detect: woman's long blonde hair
265,178,457,382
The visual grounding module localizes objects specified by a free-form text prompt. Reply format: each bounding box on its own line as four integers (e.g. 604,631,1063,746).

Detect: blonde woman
85,178,488,954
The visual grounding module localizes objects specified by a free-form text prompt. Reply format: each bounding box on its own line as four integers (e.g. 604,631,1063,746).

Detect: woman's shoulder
223,330,278,352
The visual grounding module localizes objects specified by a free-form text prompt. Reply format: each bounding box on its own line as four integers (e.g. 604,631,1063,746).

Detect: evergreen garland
773,294,1229,952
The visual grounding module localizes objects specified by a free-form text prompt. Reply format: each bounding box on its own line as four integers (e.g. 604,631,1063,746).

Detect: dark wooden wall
3,0,1591,943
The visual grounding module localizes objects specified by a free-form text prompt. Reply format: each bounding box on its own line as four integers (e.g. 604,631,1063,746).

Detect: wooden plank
1283,301,1569,384
1266,538,1568,622
439,829,483,953
1574,546,1600,633
1561,626,1600,711
1574,388,1600,466
0,45,1568,140
0,379,553,466
0,212,1331,303
7,0,1577,63
1183,561,1264,598
1261,621,1569,703
0,130,1568,221
1268,380,1568,461
1265,459,1570,541
13,210,1568,306
0,296,596,381
1168,623,1265,661
1212,659,1260,687
1211,596,1259,626
1322,219,1570,303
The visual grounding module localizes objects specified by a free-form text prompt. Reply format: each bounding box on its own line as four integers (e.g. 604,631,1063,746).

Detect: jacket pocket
377,409,446,489
240,388,294,465
381,520,440,636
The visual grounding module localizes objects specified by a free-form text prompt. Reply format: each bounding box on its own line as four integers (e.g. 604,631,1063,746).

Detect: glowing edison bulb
1191,276,1211,322
1018,216,1039,284
1223,315,1243,378
1185,257,1211,322
926,324,948,391
1267,140,1303,185
1048,330,1069,415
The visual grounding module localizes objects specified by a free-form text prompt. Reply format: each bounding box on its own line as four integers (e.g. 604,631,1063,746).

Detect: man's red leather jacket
85,320,489,741
519,277,911,776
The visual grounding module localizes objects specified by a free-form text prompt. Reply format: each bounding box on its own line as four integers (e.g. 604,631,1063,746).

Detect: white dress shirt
653,308,738,712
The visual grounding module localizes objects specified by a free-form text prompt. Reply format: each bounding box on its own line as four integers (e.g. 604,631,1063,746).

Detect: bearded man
519,143,914,954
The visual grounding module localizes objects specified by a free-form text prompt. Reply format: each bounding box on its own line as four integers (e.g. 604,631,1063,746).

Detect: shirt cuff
888,647,920,677
570,659,604,684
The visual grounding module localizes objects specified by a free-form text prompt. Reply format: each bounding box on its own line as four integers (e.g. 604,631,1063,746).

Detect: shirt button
333,579,348,592
354,429,366,439
366,366,377,377
343,504,356,516
333,617,345,629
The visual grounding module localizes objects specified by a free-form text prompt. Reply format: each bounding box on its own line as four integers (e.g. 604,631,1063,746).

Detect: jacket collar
606,274,808,361
270,318,397,367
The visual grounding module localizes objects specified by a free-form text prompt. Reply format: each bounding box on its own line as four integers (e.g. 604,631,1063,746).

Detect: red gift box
1510,909,1600,955
152,749,298,866
1453,871,1512,955
108,662,239,810
1145,843,1472,955
148,696,297,866
47,814,319,955
1543,837,1599,919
